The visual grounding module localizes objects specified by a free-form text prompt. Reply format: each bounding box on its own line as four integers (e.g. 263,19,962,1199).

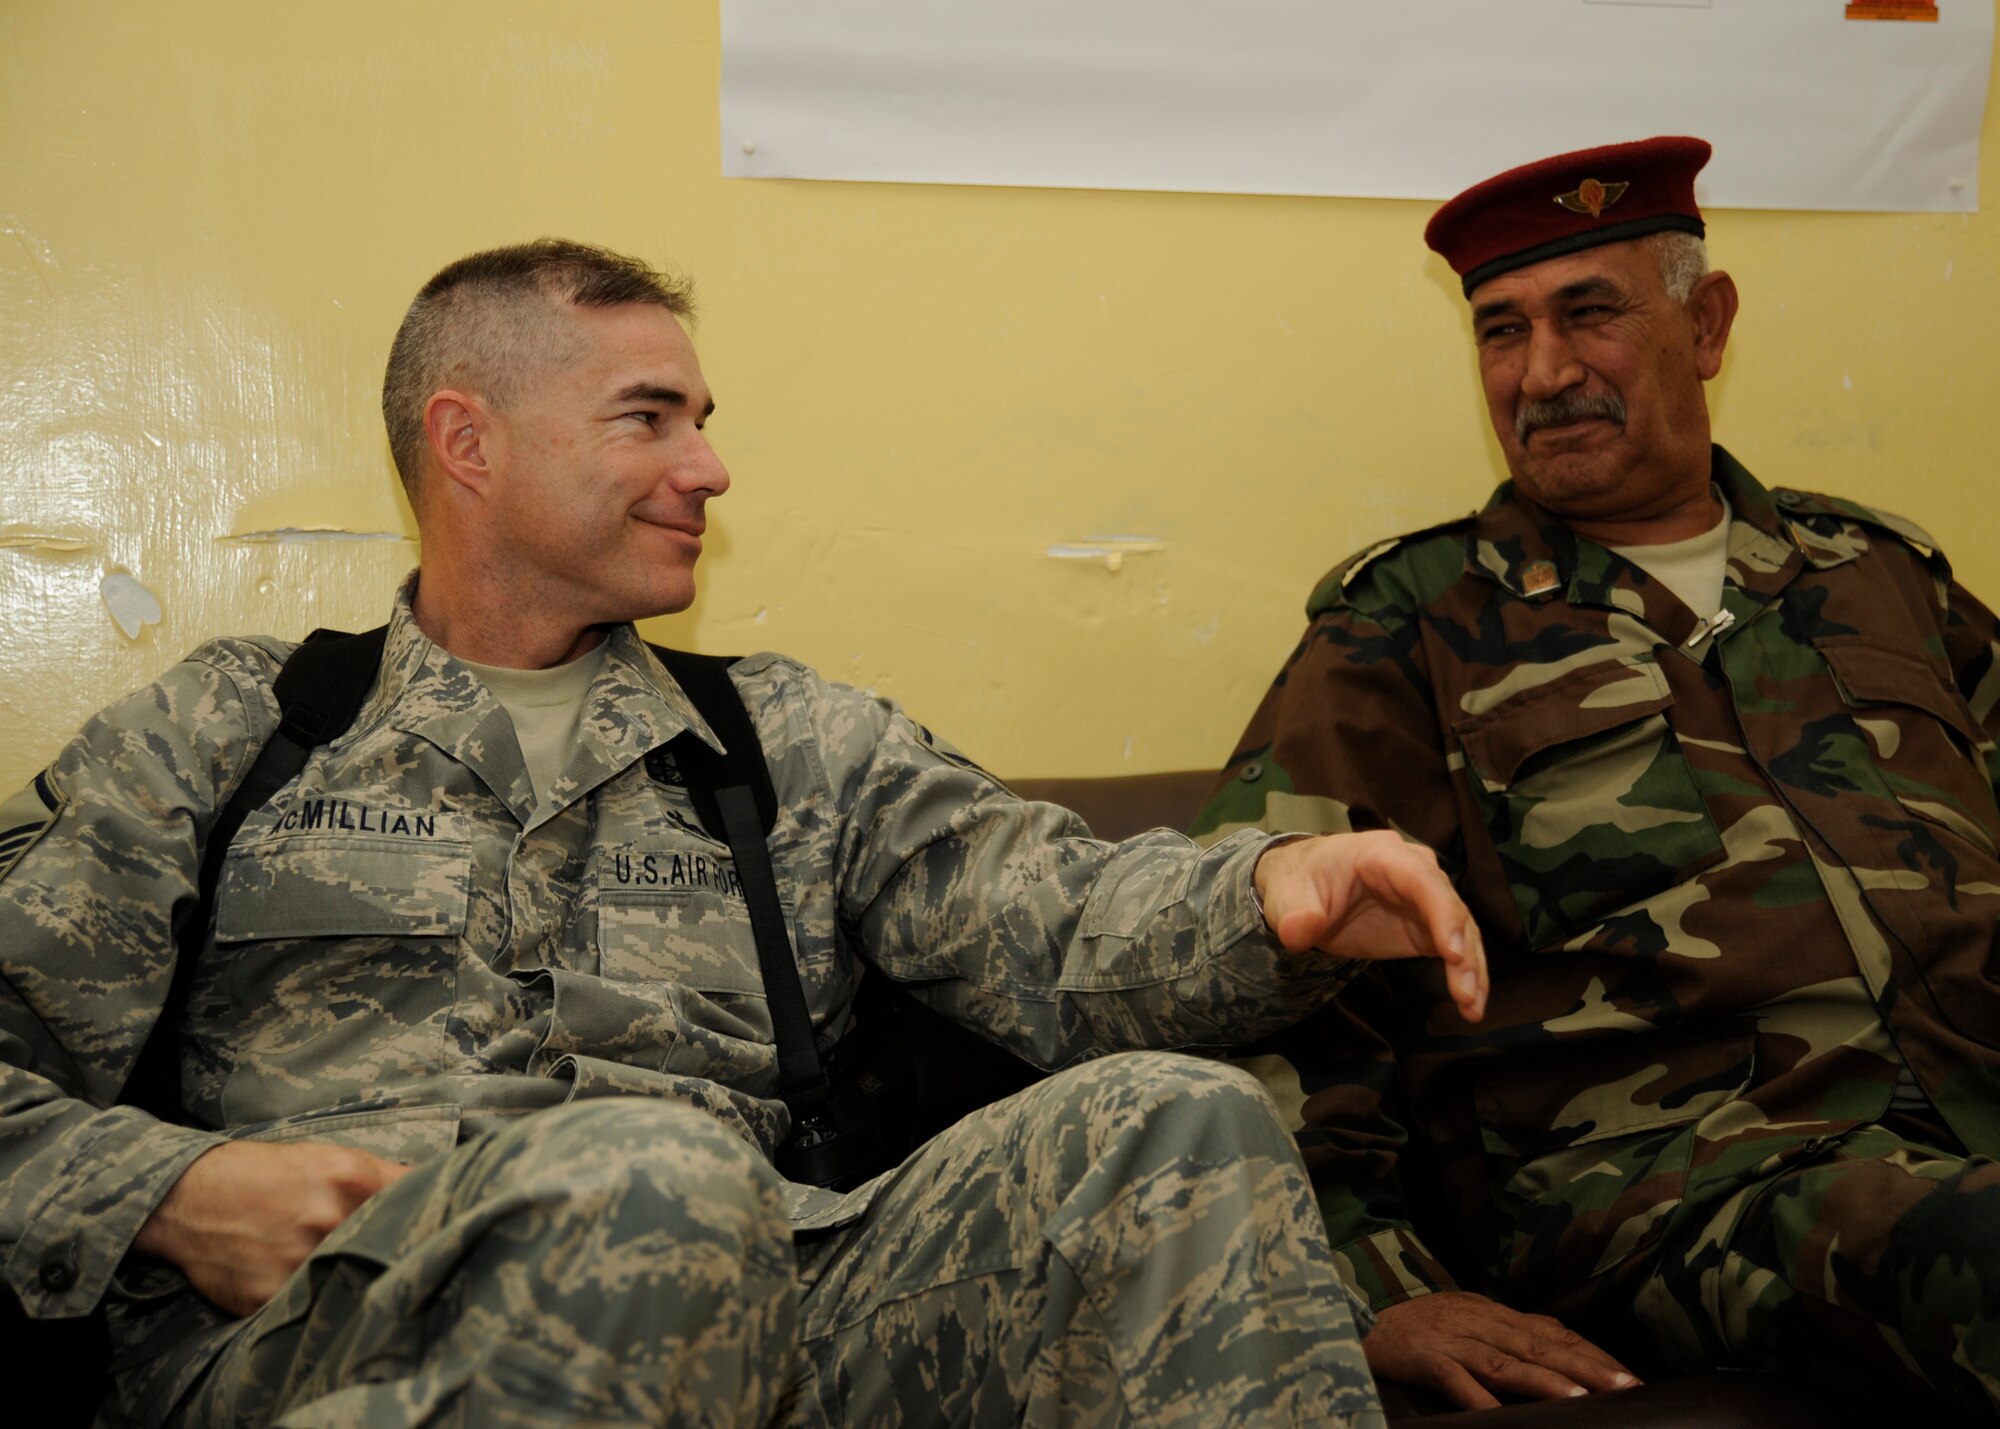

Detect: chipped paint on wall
0,528,95,555
220,527,410,545
1044,535,1167,572
99,570,163,640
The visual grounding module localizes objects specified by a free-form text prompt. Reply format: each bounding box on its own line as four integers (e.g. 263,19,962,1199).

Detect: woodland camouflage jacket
1195,448,2000,1315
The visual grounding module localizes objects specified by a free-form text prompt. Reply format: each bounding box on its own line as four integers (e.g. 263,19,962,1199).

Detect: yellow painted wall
4,2,1998,790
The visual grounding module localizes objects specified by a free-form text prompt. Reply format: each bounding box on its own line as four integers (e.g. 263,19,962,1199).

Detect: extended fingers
1458,1345,1588,1403
1409,1335,1637,1411
1414,1352,1504,1412
1459,1317,1640,1400
1350,839,1489,1019
1360,838,1461,953
1510,1316,1639,1392
1275,831,1436,949
1369,1293,1637,1410
1257,835,1489,1018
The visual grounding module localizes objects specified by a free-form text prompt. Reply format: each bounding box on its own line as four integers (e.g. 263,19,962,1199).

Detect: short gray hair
381,239,696,496
1652,231,1709,306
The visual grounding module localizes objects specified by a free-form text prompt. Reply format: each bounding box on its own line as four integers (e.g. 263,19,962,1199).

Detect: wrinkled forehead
1464,236,1662,314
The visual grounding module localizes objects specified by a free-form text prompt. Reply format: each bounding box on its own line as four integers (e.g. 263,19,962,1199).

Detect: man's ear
423,391,494,496
1689,270,1739,382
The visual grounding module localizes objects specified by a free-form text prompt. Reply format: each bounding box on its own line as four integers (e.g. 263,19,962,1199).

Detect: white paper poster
720,0,1991,211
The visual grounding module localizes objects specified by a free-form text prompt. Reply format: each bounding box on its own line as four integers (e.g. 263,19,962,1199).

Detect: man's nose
678,431,730,497
1520,325,1586,403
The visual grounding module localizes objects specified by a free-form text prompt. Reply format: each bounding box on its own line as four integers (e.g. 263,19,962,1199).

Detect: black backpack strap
647,649,778,837
647,647,830,1116
125,625,389,1117
197,626,391,924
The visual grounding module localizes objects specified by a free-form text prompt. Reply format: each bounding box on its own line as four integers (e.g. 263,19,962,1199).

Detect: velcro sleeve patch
0,769,63,885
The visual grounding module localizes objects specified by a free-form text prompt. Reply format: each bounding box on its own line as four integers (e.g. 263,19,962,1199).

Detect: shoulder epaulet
1306,513,1475,618
1772,488,1942,562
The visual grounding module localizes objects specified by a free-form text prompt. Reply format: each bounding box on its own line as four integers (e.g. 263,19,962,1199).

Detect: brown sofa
1006,769,1972,1429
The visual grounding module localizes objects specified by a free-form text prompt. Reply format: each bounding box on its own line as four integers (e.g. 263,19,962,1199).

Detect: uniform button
1239,762,1264,783
38,1254,76,1293
1800,1135,1832,1156
1776,491,1803,507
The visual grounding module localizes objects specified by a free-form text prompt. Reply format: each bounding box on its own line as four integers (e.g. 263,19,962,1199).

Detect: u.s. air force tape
0,769,63,884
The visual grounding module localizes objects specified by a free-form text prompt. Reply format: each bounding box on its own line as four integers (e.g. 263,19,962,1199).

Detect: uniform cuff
1211,831,1360,997
1246,832,1313,930
7,1110,225,1316
1331,1225,1458,1314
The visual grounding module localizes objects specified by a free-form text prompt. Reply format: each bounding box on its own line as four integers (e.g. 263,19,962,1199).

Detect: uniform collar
366,580,727,825
1464,446,1803,642
560,624,729,807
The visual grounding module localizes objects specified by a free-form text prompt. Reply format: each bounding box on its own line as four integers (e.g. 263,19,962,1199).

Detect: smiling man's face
1469,237,1721,528
481,301,729,627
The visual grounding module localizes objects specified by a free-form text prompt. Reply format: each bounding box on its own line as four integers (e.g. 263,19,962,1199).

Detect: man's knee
459,1097,792,1264
432,1100,799,1381
176,1100,799,1428
1028,1050,1297,1167
1045,1048,1287,1115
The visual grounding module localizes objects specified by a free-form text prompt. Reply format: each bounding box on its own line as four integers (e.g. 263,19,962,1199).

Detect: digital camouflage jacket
0,587,1349,1331
1194,448,2000,1316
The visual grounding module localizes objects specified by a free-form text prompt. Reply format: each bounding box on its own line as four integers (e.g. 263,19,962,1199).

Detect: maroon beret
1426,136,1711,297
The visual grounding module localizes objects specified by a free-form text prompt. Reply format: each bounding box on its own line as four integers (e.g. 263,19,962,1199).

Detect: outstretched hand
1367,1290,1640,1411
1253,830,1487,1021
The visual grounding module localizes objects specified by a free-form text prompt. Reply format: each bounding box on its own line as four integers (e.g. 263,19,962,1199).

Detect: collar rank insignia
1555,178,1629,219
1520,559,1561,597
644,747,687,787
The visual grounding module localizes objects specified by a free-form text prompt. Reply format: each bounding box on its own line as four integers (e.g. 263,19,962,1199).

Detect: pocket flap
216,833,473,941
1815,637,1985,746
238,1101,461,1165
1455,659,1674,792
596,854,784,995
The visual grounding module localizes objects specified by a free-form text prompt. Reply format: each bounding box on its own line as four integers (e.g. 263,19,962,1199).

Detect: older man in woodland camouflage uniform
1195,137,2000,1419
0,240,1490,1427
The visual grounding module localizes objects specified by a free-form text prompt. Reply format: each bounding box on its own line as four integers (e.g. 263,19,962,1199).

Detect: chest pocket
1815,637,2000,859
596,851,793,998
215,827,473,941
1454,656,1723,948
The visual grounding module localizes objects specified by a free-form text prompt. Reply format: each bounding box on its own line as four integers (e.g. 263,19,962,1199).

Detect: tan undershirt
459,641,610,810
1609,489,1732,619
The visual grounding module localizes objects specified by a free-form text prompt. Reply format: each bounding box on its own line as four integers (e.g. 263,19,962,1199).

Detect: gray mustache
1517,392,1627,444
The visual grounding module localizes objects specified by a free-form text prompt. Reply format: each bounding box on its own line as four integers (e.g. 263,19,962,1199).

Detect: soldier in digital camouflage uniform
0,240,1490,1427
1194,138,2000,1419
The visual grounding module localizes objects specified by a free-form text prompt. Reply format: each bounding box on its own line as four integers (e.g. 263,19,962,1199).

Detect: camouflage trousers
1630,1119,2000,1420
158,1052,1380,1428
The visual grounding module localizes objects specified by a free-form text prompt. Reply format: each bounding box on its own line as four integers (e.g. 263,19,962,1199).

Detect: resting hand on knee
1253,830,1488,1021
134,1140,410,1317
